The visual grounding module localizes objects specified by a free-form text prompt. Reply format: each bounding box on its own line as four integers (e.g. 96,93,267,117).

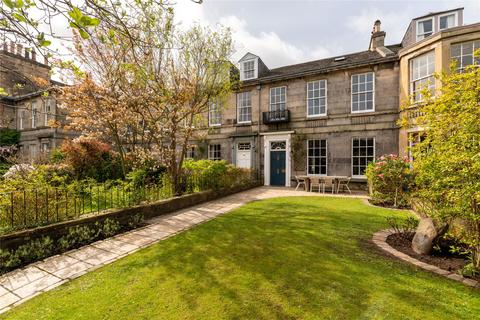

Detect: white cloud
347,7,414,45
173,1,339,69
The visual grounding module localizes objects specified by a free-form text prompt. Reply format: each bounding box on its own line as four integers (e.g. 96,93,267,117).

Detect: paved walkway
0,186,367,314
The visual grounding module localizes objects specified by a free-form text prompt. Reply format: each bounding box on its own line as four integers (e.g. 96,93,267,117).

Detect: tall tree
403,57,480,270
61,4,235,190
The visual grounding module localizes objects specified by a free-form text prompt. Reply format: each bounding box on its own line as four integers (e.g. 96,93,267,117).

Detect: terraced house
194,7,479,188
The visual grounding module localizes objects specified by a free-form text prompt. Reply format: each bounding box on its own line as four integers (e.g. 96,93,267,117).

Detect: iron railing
0,170,259,235
262,110,290,124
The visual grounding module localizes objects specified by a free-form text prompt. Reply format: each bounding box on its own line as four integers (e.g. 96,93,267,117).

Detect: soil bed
386,233,479,281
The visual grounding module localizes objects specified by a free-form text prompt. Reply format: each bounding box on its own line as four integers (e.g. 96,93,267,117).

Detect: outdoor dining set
294,175,352,194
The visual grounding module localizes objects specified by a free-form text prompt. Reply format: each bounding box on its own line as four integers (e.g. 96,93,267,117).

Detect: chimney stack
31,49,36,61
24,48,29,59
369,20,386,51
9,42,15,53
16,44,23,55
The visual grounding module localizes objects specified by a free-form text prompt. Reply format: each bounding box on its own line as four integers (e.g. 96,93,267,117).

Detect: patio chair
309,177,321,192
322,177,335,194
295,176,306,191
337,177,352,194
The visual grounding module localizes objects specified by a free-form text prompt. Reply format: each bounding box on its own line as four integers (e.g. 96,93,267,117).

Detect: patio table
296,175,349,193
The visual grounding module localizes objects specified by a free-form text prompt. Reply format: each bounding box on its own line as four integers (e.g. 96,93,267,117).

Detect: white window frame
409,51,435,102
44,99,52,127
438,12,458,31
208,144,221,161
208,102,221,127
351,72,375,113
237,91,252,124
307,139,327,176
306,80,327,118
19,110,25,130
31,102,37,129
241,59,256,81
269,86,287,112
416,17,434,41
351,137,375,178
451,40,480,71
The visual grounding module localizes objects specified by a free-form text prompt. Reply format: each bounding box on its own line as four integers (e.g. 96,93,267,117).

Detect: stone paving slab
0,186,368,314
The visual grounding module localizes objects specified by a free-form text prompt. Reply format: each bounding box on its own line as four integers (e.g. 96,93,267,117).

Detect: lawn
2,197,479,319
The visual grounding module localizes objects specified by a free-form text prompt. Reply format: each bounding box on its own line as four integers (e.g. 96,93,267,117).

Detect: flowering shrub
365,154,413,208
60,138,123,181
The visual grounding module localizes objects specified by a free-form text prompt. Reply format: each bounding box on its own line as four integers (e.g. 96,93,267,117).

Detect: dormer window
242,60,256,80
439,13,457,30
416,18,433,40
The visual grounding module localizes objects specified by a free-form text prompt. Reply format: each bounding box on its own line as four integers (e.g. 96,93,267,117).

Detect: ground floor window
307,139,327,175
186,146,196,159
352,138,375,177
408,131,426,163
208,144,221,160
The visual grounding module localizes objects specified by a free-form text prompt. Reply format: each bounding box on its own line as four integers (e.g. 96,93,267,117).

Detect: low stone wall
0,181,261,251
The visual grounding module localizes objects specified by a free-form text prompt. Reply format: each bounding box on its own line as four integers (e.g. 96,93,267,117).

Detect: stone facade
193,7,480,188
0,44,76,162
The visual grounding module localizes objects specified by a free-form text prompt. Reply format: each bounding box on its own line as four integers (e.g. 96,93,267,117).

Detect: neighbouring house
191,7,479,188
398,8,480,160
0,43,77,162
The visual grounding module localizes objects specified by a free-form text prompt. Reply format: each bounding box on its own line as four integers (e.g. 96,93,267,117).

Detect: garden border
0,181,262,251
372,229,479,288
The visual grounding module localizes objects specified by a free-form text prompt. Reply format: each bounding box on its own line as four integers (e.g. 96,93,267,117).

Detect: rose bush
365,154,413,208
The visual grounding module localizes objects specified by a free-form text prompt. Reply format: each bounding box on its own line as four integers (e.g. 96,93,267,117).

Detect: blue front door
270,150,286,186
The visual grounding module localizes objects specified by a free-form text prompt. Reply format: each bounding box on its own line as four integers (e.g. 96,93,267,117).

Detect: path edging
372,229,479,288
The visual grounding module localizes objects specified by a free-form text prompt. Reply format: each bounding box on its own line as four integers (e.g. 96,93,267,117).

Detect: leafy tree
61,5,235,193
402,58,480,269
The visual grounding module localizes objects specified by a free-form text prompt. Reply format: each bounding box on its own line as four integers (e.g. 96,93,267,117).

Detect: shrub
365,154,413,208
60,138,123,182
386,216,419,240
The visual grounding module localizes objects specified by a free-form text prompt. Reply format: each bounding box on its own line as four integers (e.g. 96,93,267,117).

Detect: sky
173,0,480,69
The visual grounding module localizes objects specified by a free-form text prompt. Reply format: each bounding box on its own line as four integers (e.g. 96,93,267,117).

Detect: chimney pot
17,44,23,55
24,48,29,59
9,42,15,53
32,50,36,61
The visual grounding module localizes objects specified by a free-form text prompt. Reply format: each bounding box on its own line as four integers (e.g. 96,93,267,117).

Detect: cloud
347,7,414,45
173,2,339,69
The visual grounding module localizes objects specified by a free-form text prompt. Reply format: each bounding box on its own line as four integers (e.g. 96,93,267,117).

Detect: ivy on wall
291,133,307,171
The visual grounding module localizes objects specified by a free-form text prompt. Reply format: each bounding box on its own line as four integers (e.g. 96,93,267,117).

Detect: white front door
236,142,251,169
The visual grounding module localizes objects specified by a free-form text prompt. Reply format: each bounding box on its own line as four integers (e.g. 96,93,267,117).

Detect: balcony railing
262,110,290,124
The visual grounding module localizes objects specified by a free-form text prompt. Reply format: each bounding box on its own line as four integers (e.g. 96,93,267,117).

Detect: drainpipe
256,84,262,179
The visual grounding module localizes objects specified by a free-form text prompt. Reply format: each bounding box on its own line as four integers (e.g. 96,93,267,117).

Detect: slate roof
242,44,402,84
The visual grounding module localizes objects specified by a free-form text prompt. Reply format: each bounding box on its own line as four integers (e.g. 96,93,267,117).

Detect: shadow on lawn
112,197,476,319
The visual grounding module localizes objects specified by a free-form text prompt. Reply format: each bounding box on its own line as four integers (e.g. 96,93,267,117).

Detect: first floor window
451,40,480,71
19,110,25,130
208,144,221,160
237,92,252,123
351,72,374,112
410,51,435,101
270,86,286,112
307,140,327,175
307,80,327,116
44,99,53,126
352,138,375,177
31,103,37,128
209,102,221,126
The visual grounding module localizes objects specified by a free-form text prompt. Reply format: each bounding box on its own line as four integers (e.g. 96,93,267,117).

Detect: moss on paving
2,197,479,319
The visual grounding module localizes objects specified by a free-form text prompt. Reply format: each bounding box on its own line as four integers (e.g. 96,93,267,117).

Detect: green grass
2,197,479,319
